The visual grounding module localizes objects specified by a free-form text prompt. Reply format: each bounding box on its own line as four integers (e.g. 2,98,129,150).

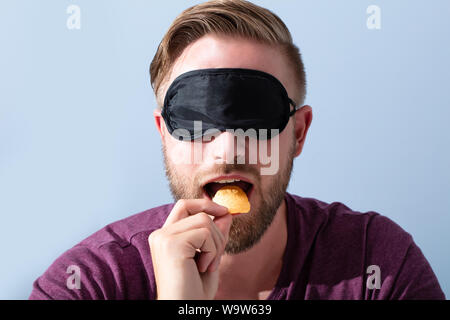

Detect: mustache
195,163,261,184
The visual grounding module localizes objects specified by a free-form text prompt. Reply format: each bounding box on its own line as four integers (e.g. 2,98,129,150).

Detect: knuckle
176,199,188,209
200,227,211,239
197,212,212,225
149,229,171,248
148,230,160,245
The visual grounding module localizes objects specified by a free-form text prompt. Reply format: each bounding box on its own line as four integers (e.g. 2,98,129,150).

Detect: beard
161,135,296,255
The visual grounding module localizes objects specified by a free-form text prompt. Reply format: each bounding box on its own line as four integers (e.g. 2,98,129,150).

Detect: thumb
213,213,232,243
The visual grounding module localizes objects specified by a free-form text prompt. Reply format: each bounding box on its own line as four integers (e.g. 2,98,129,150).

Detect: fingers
167,212,225,249
162,212,227,273
164,199,228,227
181,228,217,273
162,199,230,272
148,198,232,299
148,226,219,299
211,213,233,244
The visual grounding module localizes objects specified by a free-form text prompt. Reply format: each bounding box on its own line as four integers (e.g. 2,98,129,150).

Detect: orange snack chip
212,185,251,214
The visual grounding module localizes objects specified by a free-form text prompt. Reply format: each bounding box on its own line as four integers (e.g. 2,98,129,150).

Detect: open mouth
203,178,254,201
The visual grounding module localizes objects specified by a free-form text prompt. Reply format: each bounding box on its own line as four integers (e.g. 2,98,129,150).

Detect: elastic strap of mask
288,98,300,117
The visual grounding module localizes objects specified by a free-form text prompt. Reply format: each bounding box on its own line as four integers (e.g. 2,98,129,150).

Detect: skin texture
149,34,313,300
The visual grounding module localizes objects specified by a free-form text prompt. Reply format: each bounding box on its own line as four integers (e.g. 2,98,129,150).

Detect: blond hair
149,0,306,109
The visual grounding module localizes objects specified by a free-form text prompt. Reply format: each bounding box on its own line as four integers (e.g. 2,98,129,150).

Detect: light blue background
1,0,449,299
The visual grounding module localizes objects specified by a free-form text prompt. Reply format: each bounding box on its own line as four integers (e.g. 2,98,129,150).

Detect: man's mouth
202,176,254,201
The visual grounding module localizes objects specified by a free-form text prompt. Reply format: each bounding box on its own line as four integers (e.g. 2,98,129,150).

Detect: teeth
215,179,241,183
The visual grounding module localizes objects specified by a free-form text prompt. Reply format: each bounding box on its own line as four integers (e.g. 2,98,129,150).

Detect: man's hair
149,0,307,109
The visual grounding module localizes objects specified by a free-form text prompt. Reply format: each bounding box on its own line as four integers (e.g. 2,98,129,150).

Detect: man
30,0,445,300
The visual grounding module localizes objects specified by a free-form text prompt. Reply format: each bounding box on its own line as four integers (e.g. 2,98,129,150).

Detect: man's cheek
259,133,280,176
167,141,194,165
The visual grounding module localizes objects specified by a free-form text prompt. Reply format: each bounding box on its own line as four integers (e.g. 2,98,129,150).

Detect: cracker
212,185,251,214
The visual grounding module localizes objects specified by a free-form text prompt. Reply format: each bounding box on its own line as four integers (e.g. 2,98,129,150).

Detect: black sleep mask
161,68,299,140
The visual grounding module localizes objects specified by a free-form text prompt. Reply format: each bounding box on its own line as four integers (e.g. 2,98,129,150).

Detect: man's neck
215,198,288,299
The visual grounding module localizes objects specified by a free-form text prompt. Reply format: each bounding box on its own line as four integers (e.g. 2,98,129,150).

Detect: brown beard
161,135,296,255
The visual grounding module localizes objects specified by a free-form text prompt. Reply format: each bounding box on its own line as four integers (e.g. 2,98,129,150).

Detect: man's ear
154,109,165,140
293,105,313,157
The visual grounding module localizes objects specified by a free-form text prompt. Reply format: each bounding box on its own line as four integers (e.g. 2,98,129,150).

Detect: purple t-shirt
29,193,445,300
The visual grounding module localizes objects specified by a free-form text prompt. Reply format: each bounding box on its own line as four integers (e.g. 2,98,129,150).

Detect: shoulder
286,193,390,239
285,193,445,299
29,203,174,300
79,202,174,249
287,192,406,237
287,192,413,257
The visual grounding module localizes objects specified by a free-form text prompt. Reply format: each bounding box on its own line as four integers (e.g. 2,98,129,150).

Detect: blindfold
161,68,299,140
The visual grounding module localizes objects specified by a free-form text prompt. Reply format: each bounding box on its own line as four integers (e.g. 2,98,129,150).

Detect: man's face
155,35,303,254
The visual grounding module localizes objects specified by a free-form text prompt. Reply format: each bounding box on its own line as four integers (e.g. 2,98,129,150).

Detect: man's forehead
163,35,296,103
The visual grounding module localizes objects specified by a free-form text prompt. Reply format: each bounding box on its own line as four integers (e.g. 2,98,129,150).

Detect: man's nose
207,131,245,164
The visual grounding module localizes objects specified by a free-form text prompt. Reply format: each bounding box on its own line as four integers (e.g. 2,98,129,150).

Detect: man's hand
148,199,232,299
